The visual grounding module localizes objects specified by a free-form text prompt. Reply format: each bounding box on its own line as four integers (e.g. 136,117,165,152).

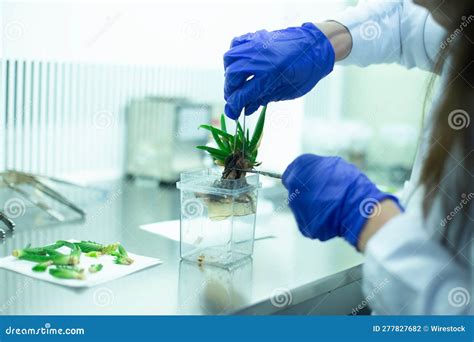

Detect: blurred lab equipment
0,170,87,238
125,97,211,184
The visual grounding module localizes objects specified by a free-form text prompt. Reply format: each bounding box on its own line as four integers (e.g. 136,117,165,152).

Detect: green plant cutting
197,105,266,180
13,240,81,266
12,240,134,280
50,266,85,280
193,106,266,220
88,264,103,273
112,244,134,265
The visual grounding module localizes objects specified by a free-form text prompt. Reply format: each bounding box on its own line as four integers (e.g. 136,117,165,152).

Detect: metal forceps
0,170,86,225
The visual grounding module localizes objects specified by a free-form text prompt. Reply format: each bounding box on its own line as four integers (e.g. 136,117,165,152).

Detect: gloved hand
282,154,402,247
223,23,335,119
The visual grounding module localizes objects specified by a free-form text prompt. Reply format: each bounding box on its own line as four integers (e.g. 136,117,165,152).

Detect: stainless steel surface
0,180,364,315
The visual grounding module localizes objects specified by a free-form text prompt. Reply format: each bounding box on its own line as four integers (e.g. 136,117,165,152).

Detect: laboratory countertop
0,180,364,315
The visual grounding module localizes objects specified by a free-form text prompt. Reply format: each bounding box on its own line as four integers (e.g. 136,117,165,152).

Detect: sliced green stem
113,244,134,265
32,261,53,272
49,266,85,280
89,264,103,273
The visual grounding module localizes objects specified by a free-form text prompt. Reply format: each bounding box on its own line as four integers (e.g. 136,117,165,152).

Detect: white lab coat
334,0,473,314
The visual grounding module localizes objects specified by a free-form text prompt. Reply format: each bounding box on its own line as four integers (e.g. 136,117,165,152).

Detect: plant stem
32,261,53,272
49,266,85,280
113,244,134,265
89,264,103,273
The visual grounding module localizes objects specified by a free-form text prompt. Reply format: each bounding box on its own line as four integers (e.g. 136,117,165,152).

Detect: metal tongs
0,170,86,239
232,112,282,180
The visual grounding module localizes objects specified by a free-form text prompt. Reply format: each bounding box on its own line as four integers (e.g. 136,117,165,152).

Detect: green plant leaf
251,149,258,162
197,106,267,168
196,146,230,161
198,122,230,153
220,114,227,133
49,266,85,280
195,145,227,156
199,125,234,144
89,264,103,273
249,105,266,154
211,129,230,153
32,261,52,273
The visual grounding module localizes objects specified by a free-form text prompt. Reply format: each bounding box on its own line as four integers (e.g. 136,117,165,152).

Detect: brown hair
420,13,474,252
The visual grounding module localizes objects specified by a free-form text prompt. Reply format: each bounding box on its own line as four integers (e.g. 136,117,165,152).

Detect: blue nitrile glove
223,23,335,119
282,154,402,247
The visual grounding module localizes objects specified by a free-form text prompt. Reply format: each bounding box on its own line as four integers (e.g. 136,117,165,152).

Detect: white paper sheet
140,220,181,241
0,244,162,288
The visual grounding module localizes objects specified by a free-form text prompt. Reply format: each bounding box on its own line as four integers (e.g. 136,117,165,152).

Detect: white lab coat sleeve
332,0,445,70
362,197,472,314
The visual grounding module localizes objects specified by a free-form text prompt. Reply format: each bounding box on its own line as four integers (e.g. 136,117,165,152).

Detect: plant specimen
112,244,134,265
85,251,101,258
49,266,85,280
193,107,266,220
89,264,103,273
13,240,80,266
73,241,119,255
32,261,53,273
197,106,266,180
12,240,134,280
